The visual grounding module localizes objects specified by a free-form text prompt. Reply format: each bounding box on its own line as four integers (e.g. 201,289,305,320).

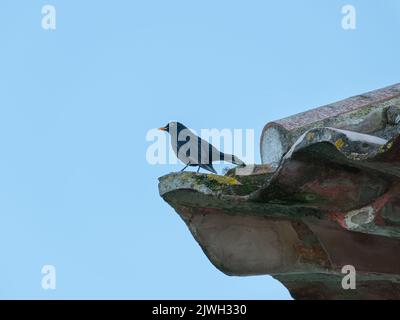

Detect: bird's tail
220,152,246,166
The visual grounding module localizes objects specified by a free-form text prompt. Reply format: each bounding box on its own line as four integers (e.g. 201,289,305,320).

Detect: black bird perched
159,121,245,174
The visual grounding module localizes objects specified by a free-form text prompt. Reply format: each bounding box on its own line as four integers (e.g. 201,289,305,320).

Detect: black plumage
159,121,245,174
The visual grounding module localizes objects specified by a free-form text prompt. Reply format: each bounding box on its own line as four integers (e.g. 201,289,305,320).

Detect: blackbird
159,121,245,174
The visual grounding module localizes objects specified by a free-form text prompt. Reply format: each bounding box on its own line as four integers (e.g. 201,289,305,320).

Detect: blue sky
0,0,399,299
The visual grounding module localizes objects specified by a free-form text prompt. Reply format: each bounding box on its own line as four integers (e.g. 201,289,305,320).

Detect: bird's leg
197,166,201,173
180,163,190,172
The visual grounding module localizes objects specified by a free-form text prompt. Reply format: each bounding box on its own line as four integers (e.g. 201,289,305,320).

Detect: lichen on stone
206,174,241,186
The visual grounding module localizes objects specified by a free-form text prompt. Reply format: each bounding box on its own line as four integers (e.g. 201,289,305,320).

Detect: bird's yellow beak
158,127,167,131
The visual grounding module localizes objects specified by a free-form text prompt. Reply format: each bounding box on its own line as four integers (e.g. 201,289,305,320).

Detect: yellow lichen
306,132,315,141
206,174,241,185
335,139,345,150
